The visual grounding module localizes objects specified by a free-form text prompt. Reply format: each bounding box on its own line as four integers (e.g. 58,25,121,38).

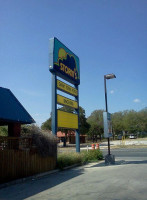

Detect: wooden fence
0,137,57,184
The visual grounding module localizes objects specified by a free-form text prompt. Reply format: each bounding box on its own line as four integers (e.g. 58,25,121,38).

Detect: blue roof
0,87,35,124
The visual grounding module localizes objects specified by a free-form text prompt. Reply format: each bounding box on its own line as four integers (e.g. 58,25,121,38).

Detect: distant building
57,131,86,144
0,87,35,137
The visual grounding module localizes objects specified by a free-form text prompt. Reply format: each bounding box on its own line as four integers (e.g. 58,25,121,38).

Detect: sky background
0,0,147,126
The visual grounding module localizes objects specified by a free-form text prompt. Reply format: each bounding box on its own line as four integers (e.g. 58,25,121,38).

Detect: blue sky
0,0,147,126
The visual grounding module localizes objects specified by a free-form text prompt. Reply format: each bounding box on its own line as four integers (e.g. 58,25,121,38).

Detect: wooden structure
0,149,56,183
0,87,35,137
0,88,57,183
0,137,56,183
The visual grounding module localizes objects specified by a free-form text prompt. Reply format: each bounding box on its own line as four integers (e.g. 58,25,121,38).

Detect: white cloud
110,90,114,94
133,98,141,103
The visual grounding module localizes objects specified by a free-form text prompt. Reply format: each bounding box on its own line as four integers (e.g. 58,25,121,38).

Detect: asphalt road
102,148,147,158
0,148,147,200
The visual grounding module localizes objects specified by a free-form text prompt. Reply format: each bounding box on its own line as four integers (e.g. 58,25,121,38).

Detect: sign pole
51,73,57,135
76,130,80,152
75,84,80,152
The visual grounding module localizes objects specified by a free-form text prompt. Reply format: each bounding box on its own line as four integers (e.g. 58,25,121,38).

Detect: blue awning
0,87,35,125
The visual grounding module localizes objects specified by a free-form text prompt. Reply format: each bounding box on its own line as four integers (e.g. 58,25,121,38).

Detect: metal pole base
105,154,115,165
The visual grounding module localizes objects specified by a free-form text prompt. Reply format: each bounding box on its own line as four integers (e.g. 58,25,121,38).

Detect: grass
57,149,103,169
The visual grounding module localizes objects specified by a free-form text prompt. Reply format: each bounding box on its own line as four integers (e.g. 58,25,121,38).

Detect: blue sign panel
49,38,80,85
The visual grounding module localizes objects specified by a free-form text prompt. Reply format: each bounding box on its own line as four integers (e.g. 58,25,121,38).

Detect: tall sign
103,112,112,138
49,37,80,152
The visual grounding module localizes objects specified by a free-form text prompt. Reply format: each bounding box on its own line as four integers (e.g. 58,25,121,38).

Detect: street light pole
104,76,110,155
104,75,108,112
104,74,116,156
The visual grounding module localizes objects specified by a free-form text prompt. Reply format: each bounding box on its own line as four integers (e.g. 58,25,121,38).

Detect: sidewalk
0,156,147,200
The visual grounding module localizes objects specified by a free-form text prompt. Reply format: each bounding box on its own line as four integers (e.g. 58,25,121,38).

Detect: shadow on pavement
115,159,147,165
0,168,84,200
87,159,147,168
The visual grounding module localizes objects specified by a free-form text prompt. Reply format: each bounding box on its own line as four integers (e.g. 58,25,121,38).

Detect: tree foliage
41,117,51,131
87,109,104,141
112,108,147,136
79,106,90,135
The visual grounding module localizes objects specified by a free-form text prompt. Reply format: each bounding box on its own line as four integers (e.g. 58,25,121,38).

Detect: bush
57,152,81,169
81,149,103,163
57,149,103,169
29,125,57,157
0,126,8,136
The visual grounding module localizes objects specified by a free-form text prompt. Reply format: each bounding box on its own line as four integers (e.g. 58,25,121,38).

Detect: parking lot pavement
0,155,147,200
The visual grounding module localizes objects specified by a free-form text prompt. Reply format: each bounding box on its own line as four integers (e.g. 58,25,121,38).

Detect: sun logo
58,48,67,60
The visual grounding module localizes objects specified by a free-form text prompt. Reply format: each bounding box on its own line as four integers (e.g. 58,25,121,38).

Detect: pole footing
105,154,115,165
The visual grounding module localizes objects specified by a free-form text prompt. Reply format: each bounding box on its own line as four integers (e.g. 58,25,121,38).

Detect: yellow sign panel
57,94,78,109
57,110,78,129
57,80,78,96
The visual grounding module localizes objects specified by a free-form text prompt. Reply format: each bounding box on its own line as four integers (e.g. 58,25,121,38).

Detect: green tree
41,117,51,131
79,106,90,135
112,111,124,136
123,110,140,134
87,109,104,141
137,107,147,133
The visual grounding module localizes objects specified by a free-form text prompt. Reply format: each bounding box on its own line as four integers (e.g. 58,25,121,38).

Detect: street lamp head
104,73,116,80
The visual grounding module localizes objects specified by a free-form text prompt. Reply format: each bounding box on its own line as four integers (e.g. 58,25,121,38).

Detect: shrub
81,149,103,163
57,149,103,169
57,152,81,169
0,126,8,136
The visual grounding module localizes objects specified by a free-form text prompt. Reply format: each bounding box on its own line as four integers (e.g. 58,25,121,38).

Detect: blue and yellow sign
49,37,80,152
49,38,80,85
